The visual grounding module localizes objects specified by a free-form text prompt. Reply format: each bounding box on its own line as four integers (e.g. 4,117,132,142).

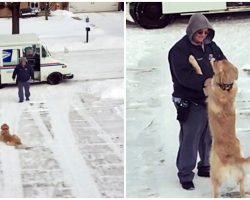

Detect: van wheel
47,72,62,85
0,76,3,89
135,2,172,29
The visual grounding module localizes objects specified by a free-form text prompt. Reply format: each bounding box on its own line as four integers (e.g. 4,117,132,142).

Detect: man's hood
186,13,215,45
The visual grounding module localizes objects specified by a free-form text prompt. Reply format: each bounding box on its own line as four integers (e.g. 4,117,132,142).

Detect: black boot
197,170,210,177
197,166,210,177
181,181,195,190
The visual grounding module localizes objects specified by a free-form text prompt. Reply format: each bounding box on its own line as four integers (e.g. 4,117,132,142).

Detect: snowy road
0,49,124,197
126,13,250,197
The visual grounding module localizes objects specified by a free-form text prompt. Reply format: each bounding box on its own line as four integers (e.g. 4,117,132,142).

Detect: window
23,44,40,58
2,49,20,66
22,44,41,71
29,2,39,9
42,46,47,57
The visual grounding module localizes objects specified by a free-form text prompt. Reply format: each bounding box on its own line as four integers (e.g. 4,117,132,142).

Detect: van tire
135,2,172,29
0,82,4,89
47,72,62,85
0,76,3,89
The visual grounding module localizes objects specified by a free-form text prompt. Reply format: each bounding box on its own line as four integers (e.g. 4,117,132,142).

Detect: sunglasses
196,30,209,35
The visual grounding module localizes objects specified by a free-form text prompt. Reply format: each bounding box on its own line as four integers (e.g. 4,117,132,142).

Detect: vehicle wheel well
134,2,174,29
47,72,62,85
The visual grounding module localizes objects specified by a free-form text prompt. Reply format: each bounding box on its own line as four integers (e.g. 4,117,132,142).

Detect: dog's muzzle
216,83,234,91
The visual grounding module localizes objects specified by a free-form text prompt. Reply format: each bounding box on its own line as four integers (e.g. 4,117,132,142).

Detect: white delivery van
127,2,250,29
0,33,73,88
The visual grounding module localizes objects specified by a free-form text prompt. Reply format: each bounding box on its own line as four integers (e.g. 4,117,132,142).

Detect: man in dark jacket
168,13,226,190
12,57,34,103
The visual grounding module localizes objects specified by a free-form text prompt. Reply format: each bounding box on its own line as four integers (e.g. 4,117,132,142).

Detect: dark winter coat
12,63,34,82
168,13,226,104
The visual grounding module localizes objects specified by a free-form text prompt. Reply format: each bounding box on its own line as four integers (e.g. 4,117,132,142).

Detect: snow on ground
126,12,250,198
1,10,124,52
0,11,123,197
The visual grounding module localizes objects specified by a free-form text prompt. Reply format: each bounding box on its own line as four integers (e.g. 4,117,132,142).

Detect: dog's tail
15,144,32,150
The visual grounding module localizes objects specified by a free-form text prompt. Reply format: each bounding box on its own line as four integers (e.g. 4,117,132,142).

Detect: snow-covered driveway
0,49,124,198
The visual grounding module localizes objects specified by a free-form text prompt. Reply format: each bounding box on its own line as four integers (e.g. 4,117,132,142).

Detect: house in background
68,2,121,13
0,2,123,18
0,2,40,17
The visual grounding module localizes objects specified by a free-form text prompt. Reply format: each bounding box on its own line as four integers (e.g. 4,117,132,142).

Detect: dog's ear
226,60,238,81
233,67,238,81
213,60,224,74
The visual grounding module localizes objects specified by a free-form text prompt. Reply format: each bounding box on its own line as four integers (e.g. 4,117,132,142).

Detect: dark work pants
176,103,212,183
18,81,30,101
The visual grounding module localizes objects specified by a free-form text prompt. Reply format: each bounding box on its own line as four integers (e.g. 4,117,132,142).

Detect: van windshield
42,46,51,57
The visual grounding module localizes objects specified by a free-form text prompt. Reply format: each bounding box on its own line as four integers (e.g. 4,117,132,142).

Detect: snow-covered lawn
126,13,250,198
0,10,124,198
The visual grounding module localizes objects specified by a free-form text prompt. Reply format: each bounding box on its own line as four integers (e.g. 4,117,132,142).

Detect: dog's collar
216,83,234,91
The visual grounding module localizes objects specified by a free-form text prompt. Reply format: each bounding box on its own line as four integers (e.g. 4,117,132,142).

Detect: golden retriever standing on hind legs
189,56,250,198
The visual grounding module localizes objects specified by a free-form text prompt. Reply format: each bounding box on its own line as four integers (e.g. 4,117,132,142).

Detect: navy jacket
12,63,34,82
168,35,226,104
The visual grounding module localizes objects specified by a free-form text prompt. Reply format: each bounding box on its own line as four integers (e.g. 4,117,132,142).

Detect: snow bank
0,11,123,53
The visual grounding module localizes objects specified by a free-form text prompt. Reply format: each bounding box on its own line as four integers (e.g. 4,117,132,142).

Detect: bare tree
44,2,56,20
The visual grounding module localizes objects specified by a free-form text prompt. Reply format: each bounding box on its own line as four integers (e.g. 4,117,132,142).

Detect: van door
40,45,53,82
23,44,41,81
1,48,20,84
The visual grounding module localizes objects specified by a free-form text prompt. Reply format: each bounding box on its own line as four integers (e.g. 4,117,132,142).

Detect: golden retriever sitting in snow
0,123,22,147
189,56,250,198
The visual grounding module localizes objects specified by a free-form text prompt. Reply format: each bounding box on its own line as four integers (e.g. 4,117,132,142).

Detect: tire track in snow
0,145,23,197
75,98,123,159
45,96,100,197
0,100,26,197
17,104,75,197
69,95,124,197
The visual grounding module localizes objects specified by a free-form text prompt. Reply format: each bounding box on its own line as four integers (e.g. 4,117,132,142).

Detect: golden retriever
0,123,22,147
189,56,250,197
